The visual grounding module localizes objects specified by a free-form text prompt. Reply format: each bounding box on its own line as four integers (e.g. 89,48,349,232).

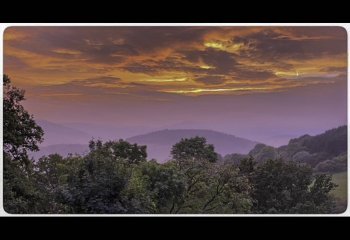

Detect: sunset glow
4,27,347,97
3,26,347,139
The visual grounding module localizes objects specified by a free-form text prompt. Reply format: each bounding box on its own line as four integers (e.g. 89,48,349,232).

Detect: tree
248,144,278,163
238,156,257,175
314,153,347,173
88,139,147,164
3,75,44,165
309,174,337,212
125,160,186,213
171,136,218,164
168,137,216,212
3,153,42,213
3,75,44,213
2,76,340,214
223,153,248,165
250,158,337,213
33,154,83,213
64,139,147,213
168,137,252,213
198,163,252,214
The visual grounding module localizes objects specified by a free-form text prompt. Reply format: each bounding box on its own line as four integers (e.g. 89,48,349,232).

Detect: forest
3,75,346,214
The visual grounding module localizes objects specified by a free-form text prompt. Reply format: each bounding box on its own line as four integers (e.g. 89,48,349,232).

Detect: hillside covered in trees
3,75,347,214
223,126,347,174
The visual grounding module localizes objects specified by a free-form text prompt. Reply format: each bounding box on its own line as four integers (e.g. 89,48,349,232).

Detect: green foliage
238,156,257,175
223,153,247,165
2,77,341,214
248,144,279,163
5,141,339,214
310,174,337,203
3,75,44,164
34,154,83,213
197,164,252,214
250,159,337,214
167,138,252,214
225,126,347,173
171,136,218,164
65,141,136,213
3,153,42,213
3,75,44,213
314,153,347,173
302,126,347,156
126,160,187,213
89,139,147,164
282,126,347,169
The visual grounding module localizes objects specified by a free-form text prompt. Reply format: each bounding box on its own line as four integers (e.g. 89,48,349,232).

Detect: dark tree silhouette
3,74,44,165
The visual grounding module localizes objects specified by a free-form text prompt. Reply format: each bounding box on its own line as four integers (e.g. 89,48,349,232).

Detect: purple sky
4,26,347,146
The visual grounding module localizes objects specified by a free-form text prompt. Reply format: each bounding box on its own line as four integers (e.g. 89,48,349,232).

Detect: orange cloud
4,26,347,99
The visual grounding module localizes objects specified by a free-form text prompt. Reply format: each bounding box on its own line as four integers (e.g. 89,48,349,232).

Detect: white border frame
0,23,348,217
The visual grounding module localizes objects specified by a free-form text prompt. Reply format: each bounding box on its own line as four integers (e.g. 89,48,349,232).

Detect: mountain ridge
127,129,259,162
37,120,92,146
31,128,259,162
224,125,347,173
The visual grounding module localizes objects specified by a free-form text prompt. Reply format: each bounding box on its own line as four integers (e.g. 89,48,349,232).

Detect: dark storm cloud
123,46,283,81
82,42,139,64
119,27,209,52
71,76,122,85
6,27,88,56
182,49,238,73
5,26,347,101
5,27,209,65
234,28,347,60
181,48,276,80
6,27,346,68
283,27,347,40
233,68,276,80
122,62,158,74
154,58,204,73
195,76,227,85
5,27,139,64
123,57,208,75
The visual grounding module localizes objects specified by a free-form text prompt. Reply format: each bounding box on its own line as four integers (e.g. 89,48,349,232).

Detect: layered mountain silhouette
223,125,347,173
31,121,345,166
30,127,258,162
127,129,258,162
37,120,92,146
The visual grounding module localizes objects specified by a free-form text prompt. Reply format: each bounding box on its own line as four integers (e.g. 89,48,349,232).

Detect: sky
3,26,348,146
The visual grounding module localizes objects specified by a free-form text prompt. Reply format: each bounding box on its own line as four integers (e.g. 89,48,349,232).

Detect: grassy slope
331,171,347,213
332,172,347,200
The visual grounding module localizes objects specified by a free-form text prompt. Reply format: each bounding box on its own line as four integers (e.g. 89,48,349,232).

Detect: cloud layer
4,26,347,98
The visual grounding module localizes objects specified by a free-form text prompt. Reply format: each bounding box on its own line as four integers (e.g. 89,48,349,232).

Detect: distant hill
127,129,258,162
32,125,346,169
281,125,347,158
29,144,89,160
224,125,347,173
62,122,155,141
37,120,92,146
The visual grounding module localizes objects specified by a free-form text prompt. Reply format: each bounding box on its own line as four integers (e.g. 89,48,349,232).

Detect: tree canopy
3,75,341,214
3,74,44,164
